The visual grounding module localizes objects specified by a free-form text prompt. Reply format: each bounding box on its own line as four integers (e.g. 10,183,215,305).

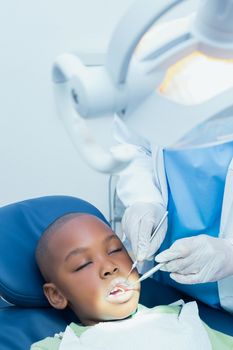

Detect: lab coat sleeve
113,115,167,208
116,149,165,207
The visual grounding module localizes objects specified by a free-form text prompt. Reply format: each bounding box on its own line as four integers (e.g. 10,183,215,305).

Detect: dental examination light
52,0,233,173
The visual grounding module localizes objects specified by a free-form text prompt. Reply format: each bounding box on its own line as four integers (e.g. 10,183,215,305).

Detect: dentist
116,117,233,312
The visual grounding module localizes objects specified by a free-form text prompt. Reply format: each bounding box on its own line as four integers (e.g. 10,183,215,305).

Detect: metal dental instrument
126,211,168,279
130,262,165,288
149,211,168,242
126,260,138,279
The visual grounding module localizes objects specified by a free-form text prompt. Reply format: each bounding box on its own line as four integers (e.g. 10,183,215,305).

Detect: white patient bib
59,302,211,350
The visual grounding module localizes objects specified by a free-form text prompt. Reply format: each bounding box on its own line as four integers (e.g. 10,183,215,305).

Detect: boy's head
35,213,140,325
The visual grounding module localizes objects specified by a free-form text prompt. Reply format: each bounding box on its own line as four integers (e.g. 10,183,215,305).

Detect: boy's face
44,215,140,325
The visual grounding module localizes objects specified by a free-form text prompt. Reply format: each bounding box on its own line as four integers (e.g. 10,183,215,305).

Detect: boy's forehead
56,214,105,230
49,214,113,248
61,214,108,232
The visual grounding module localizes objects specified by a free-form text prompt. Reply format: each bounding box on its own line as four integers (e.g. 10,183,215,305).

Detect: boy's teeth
110,287,125,295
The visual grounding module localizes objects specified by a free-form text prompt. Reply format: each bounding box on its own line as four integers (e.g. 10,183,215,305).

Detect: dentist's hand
121,202,167,261
155,235,233,284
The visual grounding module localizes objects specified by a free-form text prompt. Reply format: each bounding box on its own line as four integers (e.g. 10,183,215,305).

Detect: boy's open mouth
109,284,128,296
106,279,134,304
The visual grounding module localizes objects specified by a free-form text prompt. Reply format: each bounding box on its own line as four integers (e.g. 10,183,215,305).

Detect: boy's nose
100,262,119,279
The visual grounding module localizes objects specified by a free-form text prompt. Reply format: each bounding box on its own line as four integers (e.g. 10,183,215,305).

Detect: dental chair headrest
0,195,109,307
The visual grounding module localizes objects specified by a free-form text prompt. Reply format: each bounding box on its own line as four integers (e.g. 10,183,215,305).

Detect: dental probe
126,260,138,279
129,262,165,288
126,211,168,279
149,211,168,242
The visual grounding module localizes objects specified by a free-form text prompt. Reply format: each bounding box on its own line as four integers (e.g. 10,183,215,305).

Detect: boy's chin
106,302,139,321
82,303,139,325
115,307,138,320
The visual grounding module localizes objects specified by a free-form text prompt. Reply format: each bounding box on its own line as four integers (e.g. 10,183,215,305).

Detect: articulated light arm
53,54,138,173
52,0,233,174
52,0,185,173
106,0,185,84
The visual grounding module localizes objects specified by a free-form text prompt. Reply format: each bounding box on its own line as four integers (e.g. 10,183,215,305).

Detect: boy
31,213,233,349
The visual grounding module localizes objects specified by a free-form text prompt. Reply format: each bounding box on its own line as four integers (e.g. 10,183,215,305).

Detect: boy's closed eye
108,247,123,254
73,246,123,272
74,261,92,272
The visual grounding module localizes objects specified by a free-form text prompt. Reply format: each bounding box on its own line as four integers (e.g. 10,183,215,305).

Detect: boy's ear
43,283,68,310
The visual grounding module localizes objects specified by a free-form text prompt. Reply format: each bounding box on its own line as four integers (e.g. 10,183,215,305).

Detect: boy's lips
106,278,135,304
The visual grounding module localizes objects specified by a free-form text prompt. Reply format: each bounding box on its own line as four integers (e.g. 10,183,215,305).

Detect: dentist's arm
117,148,167,261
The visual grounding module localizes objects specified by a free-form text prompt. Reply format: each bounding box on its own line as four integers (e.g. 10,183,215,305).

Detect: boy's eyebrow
105,234,118,243
65,234,119,262
65,247,89,262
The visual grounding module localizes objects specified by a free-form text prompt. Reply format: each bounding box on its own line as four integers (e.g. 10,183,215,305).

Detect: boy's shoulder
30,322,87,350
30,335,61,350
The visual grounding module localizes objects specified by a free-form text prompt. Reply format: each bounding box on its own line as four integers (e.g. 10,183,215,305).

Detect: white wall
0,0,198,218
0,0,136,217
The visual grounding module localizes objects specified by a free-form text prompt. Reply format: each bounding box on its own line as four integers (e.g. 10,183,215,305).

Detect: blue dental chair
1,195,233,350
